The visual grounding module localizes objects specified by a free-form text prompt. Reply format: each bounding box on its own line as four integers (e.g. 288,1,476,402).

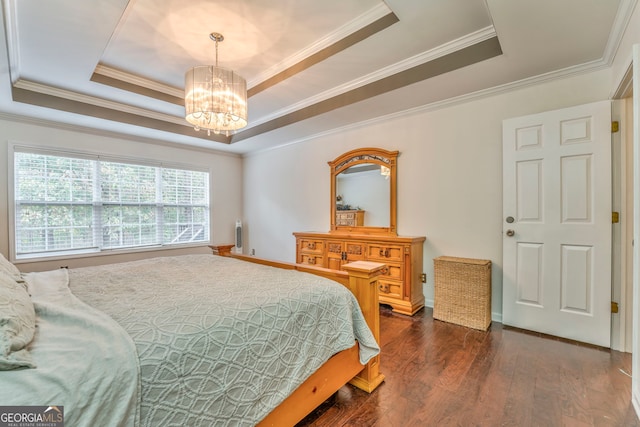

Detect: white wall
0,118,243,272
242,68,612,319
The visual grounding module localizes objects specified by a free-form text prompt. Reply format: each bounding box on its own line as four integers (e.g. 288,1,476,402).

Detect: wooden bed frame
209,245,385,426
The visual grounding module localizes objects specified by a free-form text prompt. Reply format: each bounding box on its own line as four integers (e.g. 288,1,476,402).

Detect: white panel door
502,101,612,347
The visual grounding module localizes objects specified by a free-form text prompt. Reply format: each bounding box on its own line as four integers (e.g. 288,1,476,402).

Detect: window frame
9,143,212,263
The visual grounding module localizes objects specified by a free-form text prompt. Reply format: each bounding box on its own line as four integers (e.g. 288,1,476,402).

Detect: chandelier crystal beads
184,33,247,137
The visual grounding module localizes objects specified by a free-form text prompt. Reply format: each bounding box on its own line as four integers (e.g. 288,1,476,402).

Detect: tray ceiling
0,0,632,154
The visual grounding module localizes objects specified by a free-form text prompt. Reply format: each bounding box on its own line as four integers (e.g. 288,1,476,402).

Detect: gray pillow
0,271,36,369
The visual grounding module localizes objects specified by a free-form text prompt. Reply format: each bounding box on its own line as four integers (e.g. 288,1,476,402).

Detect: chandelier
184,32,248,137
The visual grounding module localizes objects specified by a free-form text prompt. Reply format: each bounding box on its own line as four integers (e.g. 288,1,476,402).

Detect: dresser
335,210,365,226
294,231,426,315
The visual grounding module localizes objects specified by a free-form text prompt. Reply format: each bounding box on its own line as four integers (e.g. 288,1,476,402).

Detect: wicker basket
433,256,492,330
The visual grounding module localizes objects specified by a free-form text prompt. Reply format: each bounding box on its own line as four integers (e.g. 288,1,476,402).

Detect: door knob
506,216,515,223
506,229,515,237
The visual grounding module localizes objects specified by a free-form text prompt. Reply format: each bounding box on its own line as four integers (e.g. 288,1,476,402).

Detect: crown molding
0,110,240,156
3,0,20,84
13,79,186,124
235,36,502,142
3,50,618,158
247,2,393,88
602,0,638,65
249,26,497,128
10,80,232,143
93,64,184,98
612,62,633,99
247,12,399,98
246,57,613,156
9,32,608,155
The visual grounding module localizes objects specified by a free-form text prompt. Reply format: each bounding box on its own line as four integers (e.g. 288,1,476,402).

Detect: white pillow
0,271,36,369
0,252,22,283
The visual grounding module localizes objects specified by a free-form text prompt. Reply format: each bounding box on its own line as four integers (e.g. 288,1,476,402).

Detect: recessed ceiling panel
100,0,384,88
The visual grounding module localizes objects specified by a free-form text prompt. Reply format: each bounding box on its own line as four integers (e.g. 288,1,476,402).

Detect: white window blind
14,151,210,258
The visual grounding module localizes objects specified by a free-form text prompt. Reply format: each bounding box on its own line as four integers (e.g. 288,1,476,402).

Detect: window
13,150,210,258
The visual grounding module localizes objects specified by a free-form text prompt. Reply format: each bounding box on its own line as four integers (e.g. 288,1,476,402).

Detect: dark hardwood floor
298,306,639,427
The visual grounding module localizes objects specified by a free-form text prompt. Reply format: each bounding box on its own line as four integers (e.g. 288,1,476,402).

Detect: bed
0,248,385,426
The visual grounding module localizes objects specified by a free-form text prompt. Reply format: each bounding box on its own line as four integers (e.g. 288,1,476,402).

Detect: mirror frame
329,147,398,235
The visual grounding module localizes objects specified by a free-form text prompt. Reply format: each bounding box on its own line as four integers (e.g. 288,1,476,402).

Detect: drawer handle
307,243,316,250
378,283,390,293
307,258,315,265
379,249,390,258
381,267,390,275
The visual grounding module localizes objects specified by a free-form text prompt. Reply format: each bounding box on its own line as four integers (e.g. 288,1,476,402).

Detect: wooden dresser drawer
377,278,403,299
367,243,404,262
298,239,324,254
335,210,364,226
327,241,343,256
380,262,403,280
345,242,366,258
336,212,356,220
327,241,366,270
300,254,324,266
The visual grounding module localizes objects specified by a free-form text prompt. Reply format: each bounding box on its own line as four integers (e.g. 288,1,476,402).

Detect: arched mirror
329,147,398,235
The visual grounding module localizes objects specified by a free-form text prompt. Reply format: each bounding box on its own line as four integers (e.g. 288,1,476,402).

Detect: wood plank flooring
298,306,639,427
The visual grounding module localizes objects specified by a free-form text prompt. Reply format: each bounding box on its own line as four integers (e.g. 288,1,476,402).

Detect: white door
502,101,612,347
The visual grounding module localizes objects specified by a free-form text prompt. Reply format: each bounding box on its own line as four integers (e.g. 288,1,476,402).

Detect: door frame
611,98,631,353
610,49,638,356
632,44,640,419
613,44,640,417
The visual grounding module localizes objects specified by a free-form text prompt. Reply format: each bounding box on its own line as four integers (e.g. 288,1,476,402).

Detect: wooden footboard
258,343,363,426
209,245,385,425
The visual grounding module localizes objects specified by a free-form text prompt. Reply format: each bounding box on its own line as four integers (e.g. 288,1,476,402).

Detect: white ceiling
0,0,634,154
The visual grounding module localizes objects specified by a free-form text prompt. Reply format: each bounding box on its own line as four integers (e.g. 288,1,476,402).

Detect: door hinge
612,121,620,133
611,301,619,313
612,212,620,223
